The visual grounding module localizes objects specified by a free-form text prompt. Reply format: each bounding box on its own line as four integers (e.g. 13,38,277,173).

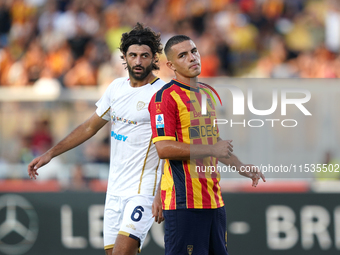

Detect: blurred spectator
38,0,60,34
104,4,130,53
198,32,221,77
31,118,53,156
33,67,62,96
44,40,74,84
0,47,15,85
18,134,34,164
325,0,340,52
63,56,97,87
84,135,110,164
0,0,11,47
78,2,100,36
2,58,28,86
0,0,340,85
23,39,45,84
53,0,79,39
93,136,110,164
66,164,89,191
9,0,37,46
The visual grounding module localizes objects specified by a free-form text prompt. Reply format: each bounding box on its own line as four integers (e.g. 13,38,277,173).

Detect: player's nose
188,52,196,62
136,55,142,65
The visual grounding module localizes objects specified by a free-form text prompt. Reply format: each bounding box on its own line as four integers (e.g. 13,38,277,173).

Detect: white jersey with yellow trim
96,77,165,196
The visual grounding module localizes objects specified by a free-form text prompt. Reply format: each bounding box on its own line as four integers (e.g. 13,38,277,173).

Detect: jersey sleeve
149,90,177,143
95,83,113,121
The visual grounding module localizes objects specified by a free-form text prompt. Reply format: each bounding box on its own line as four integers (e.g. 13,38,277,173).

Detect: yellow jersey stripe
153,136,176,143
104,244,114,250
150,77,159,85
100,107,111,118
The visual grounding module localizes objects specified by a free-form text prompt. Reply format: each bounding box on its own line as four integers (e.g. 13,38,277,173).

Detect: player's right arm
148,89,233,161
28,112,108,179
154,139,233,160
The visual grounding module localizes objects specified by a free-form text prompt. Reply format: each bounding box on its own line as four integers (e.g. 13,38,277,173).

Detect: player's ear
166,60,176,71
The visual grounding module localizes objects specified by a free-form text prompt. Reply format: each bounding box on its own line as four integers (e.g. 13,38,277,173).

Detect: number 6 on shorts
131,206,144,222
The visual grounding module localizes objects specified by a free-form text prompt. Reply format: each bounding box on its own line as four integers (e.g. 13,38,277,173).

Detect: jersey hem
163,203,225,210
106,192,156,198
96,109,110,121
152,136,176,143
104,244,114,250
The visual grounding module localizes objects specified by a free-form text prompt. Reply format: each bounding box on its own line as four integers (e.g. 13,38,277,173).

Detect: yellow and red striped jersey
149,79,224,210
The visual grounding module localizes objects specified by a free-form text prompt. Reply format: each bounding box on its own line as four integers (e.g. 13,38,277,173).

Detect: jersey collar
172,79,199,92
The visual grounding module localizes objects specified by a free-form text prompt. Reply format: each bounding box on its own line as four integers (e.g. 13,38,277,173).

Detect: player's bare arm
154,139,233,161
28,112,108,179
152,180,164,224
152,161,164,224
218,156,266,187
217,138,266,187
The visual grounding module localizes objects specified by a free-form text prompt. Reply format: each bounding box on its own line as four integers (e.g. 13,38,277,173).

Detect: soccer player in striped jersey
28,23,165,255
149,35,266,254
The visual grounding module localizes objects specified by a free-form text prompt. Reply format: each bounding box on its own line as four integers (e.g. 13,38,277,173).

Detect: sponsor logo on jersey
116,117,137,125
188,125,217,139
111,110,116,124
126,224,136,230
137,101,146,111
156,114,164,128
186,100,196,104
193,110,215,118
111,131,128,141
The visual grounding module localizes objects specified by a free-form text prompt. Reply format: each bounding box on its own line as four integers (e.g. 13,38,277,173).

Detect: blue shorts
163,206,228,255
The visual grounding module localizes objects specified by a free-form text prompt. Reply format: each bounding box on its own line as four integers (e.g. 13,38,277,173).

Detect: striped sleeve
148,87,177,143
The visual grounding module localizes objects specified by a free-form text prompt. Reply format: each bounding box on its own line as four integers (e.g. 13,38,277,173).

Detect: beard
127,62,153,81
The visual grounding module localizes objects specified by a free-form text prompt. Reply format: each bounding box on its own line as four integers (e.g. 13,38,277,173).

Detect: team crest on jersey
156,104,162,113
156,114,164,128
187,245,193,255
137,101,146,111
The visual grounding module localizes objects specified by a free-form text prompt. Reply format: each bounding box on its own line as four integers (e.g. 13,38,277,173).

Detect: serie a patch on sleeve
156,114,165,128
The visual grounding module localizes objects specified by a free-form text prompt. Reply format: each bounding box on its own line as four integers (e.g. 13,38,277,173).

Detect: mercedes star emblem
0,194,38,255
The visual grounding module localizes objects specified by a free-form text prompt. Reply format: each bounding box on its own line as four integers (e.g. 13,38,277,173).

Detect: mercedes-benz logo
0,194,38,255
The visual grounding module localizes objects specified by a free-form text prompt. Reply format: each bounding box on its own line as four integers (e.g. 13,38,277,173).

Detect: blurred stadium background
0,0,340,254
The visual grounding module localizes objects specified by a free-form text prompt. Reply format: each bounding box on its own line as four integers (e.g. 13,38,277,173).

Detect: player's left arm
152,161,164,224
217,137,266,187
152,178,163,224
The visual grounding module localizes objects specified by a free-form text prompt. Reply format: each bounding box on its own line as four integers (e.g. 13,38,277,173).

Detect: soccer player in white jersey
27,23,165,255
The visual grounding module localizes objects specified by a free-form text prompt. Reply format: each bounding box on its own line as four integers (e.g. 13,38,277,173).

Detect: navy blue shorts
163,206,228,255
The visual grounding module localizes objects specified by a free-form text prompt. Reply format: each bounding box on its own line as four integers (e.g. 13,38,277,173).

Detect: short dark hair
164,35,191,57
120,23,162,70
